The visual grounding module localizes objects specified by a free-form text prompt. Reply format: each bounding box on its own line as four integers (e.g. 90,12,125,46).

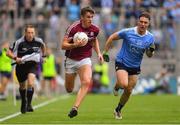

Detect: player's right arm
6,49,22,64
6,41,22,64
61,36,84,50
103,32,120,62
104,32,120,52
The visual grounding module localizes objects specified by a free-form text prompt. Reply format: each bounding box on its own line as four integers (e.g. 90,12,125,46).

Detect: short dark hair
139,12,151,21
80,6,95,16
24,24,35,32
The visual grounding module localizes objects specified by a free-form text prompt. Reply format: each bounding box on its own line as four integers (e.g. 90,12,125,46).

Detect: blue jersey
116,27,155,68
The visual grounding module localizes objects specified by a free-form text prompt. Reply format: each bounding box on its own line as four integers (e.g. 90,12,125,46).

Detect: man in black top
7,24,46,114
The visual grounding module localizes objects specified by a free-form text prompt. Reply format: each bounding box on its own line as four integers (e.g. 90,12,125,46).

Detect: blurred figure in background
93,61,110,93
7,0,17,27
0,41,12,100
99,62,110,93
66,0,80,23
36,13,47,41
0,11,10,43
41,47,57,97
49,6,60,49
151,64,172,94
163,0,177,51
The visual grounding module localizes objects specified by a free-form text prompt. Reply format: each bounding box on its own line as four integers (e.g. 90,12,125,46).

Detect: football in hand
73,32,88,46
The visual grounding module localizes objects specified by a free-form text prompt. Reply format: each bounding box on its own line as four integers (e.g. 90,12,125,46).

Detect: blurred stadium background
0,0,180,123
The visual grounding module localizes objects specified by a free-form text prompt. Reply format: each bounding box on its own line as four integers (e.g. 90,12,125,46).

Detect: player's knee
19,83,26,89
81,79,91,87
27,84,34,89
120,83,128,89
65,81,74,93
66,88,73,93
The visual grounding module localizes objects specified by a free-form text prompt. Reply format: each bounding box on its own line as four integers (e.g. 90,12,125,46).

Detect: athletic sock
114,86,123,91
19,88,27,113
115,103,124,112
27,87,34,106
73,106,78,110
19,88,26,102
114,87,119,91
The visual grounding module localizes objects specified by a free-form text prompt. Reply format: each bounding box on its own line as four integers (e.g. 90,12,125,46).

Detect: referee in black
6,24,46,114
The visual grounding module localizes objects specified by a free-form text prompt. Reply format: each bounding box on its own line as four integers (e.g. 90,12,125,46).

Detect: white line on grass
0,94,69,122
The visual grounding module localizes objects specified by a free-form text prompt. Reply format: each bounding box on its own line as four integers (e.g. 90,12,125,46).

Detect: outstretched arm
104,32,120,52
6,49,16,60
103,32,120,62
6,49,22,64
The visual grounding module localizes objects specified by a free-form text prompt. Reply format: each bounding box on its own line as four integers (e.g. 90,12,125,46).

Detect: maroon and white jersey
64,20,100,60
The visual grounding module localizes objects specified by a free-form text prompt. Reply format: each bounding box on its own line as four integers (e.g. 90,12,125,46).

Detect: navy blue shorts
115,61,141,75
44,76,55,80
0,71,11,79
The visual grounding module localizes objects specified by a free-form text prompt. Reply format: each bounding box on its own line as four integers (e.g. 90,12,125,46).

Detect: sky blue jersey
116,27,155,68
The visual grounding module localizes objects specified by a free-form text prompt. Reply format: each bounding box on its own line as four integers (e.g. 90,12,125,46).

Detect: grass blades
0,94,180,124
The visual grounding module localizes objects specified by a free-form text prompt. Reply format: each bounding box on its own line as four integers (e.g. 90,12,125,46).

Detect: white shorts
65,57,92,73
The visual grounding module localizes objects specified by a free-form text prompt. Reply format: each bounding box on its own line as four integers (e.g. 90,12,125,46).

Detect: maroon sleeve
95,27,100,37
64,26,74,39
64,21,80,39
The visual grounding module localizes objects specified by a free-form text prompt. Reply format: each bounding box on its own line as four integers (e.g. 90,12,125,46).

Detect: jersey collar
134,27,148,36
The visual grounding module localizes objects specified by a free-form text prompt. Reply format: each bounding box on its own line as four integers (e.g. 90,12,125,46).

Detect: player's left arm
146,42,155,58
92,38,103,62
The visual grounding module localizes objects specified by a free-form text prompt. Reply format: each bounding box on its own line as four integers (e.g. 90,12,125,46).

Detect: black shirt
10,36,45,58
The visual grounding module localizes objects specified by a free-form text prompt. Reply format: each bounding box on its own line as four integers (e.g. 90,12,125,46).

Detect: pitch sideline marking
0,94,69,122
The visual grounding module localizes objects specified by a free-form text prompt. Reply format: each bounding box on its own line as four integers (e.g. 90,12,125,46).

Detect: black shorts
44,76,55,80
15,61,38,83
115,61,141,75
0,71,11,79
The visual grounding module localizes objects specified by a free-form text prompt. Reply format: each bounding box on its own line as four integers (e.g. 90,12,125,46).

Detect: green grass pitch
0,94,180,124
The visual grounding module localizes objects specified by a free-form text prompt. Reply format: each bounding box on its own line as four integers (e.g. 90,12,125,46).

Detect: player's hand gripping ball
73,32,88,46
